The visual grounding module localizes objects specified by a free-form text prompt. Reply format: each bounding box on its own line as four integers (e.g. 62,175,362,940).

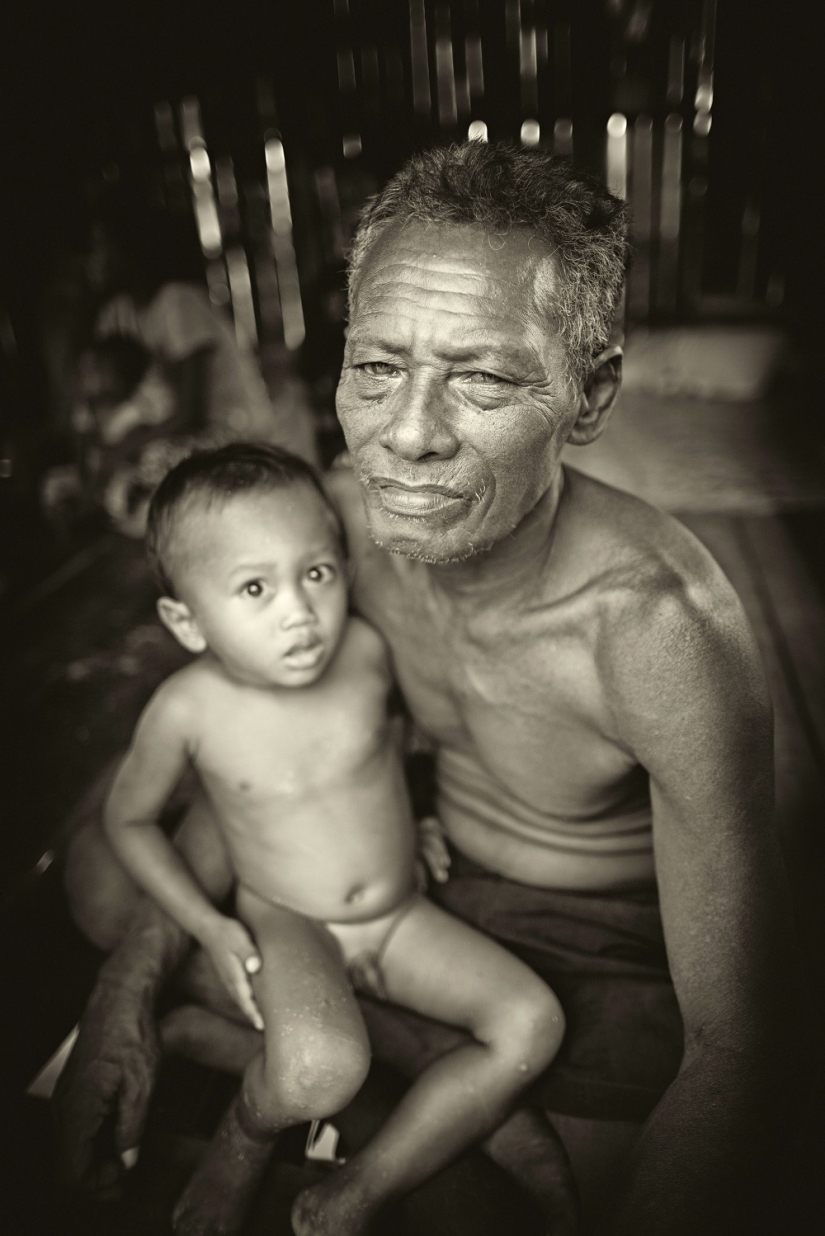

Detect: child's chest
192,675,389,801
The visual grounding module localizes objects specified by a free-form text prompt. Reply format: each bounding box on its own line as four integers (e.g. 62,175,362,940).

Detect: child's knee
249,1030,371,1127
493,982,566,1079
279,1031,372,1117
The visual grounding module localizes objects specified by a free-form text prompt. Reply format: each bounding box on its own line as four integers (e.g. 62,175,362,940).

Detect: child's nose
279,586,316,628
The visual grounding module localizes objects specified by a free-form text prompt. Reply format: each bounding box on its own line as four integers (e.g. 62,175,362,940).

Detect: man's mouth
369,476,469,518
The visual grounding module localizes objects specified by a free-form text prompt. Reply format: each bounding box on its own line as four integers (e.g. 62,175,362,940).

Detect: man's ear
567,346,623,446
156,597,207,654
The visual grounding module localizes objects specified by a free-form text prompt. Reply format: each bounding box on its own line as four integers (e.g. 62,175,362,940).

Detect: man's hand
53,978,160,1199
415,816,451,891
200,916,264,1031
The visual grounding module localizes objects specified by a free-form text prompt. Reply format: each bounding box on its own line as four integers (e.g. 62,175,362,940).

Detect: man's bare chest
356,569,633,808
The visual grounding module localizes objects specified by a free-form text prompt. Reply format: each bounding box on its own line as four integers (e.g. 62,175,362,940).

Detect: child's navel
238,781,251,792
345,884,366,904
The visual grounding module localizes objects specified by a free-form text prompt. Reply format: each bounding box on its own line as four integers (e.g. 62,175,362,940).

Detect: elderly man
56,143,792,1234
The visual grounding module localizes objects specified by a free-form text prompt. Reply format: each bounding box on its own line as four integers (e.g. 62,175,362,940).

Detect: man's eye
242,580,265,598
307,564,336,584
467,370,506,385
358,361,398,377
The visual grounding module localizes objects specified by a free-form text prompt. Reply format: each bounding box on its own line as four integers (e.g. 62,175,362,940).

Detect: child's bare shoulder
143,658,221,729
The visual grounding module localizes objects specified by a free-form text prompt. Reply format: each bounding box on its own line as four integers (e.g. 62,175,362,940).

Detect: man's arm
54,801,242,1196
53,891,190,1196
603,565,797,1235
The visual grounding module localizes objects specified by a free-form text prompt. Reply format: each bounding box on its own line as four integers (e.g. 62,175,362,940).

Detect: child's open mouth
283,640,324,669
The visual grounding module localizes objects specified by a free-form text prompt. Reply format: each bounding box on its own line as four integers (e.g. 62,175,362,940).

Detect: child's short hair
146,442,346,596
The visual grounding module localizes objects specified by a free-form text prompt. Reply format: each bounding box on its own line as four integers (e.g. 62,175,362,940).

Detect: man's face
336,221,582,563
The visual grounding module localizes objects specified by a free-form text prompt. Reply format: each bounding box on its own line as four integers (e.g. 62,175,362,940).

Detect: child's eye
242,580,265,598
306,564,336,584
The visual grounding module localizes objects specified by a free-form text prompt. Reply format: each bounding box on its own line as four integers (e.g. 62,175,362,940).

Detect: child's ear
156,597,207,654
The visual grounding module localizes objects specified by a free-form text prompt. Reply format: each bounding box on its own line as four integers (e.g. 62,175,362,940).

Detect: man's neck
422,467,567,605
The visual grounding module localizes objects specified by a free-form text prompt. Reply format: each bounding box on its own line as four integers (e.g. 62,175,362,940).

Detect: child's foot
172,1097,273,1235
291,1166,376,1236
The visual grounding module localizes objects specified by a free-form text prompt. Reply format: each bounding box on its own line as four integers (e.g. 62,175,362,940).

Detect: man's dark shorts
430,846,684,1123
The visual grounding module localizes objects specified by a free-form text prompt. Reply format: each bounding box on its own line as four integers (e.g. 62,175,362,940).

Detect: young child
104,443,570,1236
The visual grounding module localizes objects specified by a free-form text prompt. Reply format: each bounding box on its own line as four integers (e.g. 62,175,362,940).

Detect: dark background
0,0,820,424
0,5,822,1233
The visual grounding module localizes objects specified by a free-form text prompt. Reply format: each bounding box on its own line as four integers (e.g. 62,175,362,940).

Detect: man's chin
367,520,493,565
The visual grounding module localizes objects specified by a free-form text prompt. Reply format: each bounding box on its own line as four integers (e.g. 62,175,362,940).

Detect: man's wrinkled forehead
350,220,562,327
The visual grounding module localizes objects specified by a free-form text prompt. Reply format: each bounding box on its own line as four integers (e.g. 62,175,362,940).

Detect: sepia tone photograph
0,2,822,1233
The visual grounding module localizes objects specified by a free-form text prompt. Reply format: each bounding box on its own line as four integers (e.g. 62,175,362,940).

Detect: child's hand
416,816,451,890
201,917,264,1031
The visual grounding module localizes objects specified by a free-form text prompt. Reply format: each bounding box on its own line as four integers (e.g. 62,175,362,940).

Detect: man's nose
378,375,459,461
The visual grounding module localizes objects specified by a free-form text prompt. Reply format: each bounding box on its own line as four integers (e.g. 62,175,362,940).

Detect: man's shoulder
563,471,766,721
325,459,372,547
564,468,752,654
325,460,396,594
340,614,392,680
325,455,359,509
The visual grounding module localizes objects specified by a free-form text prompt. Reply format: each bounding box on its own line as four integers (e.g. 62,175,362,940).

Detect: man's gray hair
348,141,629,384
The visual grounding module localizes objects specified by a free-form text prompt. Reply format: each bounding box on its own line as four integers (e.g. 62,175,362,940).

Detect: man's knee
246,1030,371,1128
63,818,140,951
172,792,233,903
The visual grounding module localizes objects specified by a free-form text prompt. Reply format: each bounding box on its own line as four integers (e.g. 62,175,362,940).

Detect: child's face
166,485,350,688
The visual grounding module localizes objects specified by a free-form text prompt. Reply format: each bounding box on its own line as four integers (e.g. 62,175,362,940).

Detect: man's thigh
430,852,684,1122
63,757,141,950
63,762,226,951
357,998,641,1230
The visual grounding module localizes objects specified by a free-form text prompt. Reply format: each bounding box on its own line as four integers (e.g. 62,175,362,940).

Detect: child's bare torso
178,618,417,923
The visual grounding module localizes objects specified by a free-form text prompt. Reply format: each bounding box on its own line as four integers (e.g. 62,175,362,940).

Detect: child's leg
236,892,372,1133
173,895,371,1236
358,998,579,1231
294,897,571,1236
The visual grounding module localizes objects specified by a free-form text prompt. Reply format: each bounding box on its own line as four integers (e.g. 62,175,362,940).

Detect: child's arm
104,681,263,1029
